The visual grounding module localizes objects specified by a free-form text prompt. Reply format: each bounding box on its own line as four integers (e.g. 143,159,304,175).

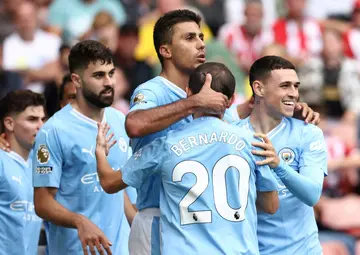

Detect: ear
159,45,171,61
252,80,265,98
186,86,193,97
3,116,14,132
71,73,82,89
227,95,235,108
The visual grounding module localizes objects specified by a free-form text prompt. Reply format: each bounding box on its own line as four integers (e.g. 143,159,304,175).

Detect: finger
300,103,309,118
251,150,274,157
203,73,212,88
108,139,117,150
94,239,105,255
104,123,111,135
100,237,113,255
106,133,115,143
311,112,321,125
294,102,302,111
253,133,267,140
304,109,314,124
81,241,89,255
88,240,96,255
256,158,273,166
251,142,272,150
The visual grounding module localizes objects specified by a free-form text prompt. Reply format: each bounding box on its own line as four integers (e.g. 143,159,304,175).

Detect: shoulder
106,107,126,122
287,118,323,137
3,33,19,46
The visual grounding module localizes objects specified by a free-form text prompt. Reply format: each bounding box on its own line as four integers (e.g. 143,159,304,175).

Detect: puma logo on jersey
82,146,94,158
12,176,23,186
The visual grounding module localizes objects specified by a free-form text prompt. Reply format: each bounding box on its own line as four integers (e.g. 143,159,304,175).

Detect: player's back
159,117,275,255
33,105,130,255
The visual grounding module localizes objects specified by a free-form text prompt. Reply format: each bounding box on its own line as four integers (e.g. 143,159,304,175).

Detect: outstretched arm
126,74,228,138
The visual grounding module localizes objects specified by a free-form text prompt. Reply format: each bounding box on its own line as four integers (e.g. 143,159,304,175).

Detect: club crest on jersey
118,137,128,152
279,148,295,164
37,144,50,164
133,93,145,104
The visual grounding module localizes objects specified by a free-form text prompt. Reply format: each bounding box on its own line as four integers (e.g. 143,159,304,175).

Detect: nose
197,38,205,50
287,86,299,100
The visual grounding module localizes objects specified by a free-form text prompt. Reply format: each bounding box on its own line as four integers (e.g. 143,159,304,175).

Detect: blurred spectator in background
135,0,213,66
58,74,76,110
120,0,154,25
81,11,119,52
112,67,130,114
306,0,354,20
114,23,154,101
187,0,225,36
0,45,24,101
273,0,323,65
344,1,360,62
218,0,273,73
298,29,360,123
47,0,126,44
2,1,61,93
0,0,23,44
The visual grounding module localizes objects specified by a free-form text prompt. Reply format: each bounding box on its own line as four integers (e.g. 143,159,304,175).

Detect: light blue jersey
33,105,130,255
123,117,278,255
129,76,193,210
0,150,42,255
236,117,327,255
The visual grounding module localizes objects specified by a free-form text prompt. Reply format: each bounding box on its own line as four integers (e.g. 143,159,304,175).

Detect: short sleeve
121,137,167,189
33,126,63,188
129,87,159,112
299,125,328,176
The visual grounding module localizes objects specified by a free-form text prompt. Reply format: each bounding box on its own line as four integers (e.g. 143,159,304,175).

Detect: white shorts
129,208,161,255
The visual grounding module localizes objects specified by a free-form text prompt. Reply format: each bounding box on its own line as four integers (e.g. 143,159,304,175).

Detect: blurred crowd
1,0,360,254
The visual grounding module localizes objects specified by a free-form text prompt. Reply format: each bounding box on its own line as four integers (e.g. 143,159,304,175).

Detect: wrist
95,146,106,157
186,95,201,114
72,214,86,229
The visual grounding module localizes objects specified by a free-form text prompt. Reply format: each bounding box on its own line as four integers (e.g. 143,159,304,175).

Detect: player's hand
193,73,229,114
251,133,280,169
76,215,112,255
237,97,255,119
96,123,117,156
0,133,10,152
294,102,320,125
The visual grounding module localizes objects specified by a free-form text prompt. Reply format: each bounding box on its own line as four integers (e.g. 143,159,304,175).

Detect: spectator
344,0,360,61
58,74,76,109
114,23,154,101
47,0,126,44
218,0,273,73
298,29,360,122
112,67,130,114
80,11,119,53
120,0,154,24
2,1,61,93
0,0,24,43
187,0,226,36
273,0,323,64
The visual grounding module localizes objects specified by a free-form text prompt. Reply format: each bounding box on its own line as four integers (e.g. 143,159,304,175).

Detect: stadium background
1,0,360,254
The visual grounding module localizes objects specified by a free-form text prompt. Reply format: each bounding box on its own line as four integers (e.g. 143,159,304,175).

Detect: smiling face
255,69,300,119
162,21,206,74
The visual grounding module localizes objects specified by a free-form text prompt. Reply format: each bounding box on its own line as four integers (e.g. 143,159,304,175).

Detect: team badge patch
37,144,50,164
278,148,295,164
118,137,128,152
133,93,145,104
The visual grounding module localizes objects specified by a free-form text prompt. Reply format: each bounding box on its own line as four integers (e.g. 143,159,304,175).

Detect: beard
83,86,114,108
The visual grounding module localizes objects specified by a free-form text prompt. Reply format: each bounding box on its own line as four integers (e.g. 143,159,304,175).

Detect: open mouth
282,101,295,108
197,53,206,62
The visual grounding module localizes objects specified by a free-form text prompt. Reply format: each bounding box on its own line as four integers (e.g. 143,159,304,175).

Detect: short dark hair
0,90,46,132
58,73,72,102
153,9,202,65
188,62,235,99
68,40,113,73
119,23,139,37
249,55,296,94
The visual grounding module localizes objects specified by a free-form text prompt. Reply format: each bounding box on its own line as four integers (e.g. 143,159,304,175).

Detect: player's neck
72,98,105,123
160,68,189,92
6,134,30,161
249,104,283,134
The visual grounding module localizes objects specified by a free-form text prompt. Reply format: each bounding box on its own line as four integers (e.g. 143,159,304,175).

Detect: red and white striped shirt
273,18,323,58
344,28,360,60
218,24,273,63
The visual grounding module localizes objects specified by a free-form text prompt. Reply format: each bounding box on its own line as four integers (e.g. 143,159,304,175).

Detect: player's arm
124,192,137,226
252,132,326,207
256,191,279,214
125,74,228,138
33,127,112,255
